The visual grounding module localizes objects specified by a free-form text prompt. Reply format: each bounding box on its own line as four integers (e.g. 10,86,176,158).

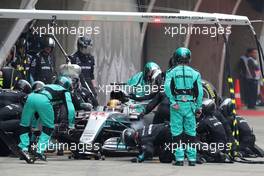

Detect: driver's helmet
107,99,121,109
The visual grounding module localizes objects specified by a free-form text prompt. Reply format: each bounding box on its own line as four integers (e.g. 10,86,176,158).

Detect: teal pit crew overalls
164,65,203,162
18,84,75,154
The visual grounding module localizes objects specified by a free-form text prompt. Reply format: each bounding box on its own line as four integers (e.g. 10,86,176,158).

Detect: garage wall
144,0,197,71
35,0,142,104
144,0,263,97
188,0,238,96
78,0,142,104
0,0,21,43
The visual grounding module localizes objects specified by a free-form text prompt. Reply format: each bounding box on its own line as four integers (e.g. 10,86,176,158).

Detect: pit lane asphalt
0,115,264,176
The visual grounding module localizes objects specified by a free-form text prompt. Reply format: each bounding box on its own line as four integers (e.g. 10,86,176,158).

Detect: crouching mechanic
219,98,264,157
18,76,75,163
122,123,173,163
164,47,203,166
196,99,232,163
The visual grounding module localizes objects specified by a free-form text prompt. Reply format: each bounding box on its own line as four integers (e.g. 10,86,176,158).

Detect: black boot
18,150,35,164
173,161,184,166
188,161,196,166
33,152,47,161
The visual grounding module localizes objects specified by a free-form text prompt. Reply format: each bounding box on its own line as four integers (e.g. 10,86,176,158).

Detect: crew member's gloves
172,103,179,110
195,109,202,117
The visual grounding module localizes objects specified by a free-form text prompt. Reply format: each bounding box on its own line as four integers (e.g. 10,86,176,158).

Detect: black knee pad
19,126,30,135
42,126,54,136
249,134,256,146
159,148,174,163
141,143,154,159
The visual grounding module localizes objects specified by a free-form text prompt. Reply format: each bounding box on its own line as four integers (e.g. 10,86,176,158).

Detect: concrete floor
1,116,264,176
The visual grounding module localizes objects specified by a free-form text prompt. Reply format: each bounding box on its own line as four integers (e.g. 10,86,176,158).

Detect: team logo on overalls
182,95,187,102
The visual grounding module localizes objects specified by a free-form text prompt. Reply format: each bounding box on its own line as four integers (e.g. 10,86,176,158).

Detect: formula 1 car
60,88,150,159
